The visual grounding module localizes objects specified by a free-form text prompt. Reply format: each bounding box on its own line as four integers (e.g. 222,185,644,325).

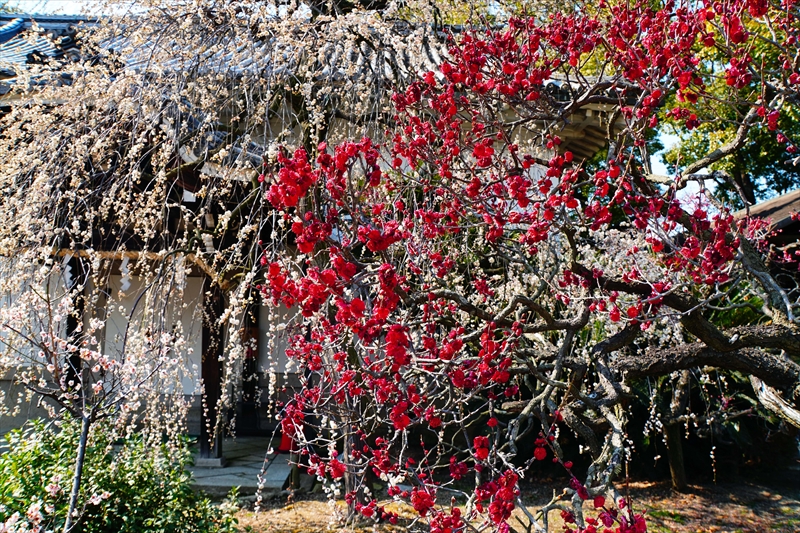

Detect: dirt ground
617,481,800,533
235,479,800,533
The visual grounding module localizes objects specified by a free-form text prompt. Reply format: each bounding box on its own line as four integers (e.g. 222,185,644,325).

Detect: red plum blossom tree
260,1,800,531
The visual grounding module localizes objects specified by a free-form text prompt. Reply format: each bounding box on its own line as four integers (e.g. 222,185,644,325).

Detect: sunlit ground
235,479,800,533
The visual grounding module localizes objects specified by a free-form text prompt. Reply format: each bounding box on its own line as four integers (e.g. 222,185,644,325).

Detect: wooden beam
48,248,234,290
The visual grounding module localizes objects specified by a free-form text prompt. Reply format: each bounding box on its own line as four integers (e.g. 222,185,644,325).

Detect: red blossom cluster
265,148,319,209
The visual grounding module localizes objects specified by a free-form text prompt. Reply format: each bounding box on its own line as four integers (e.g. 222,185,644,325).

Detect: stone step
188,437,291,499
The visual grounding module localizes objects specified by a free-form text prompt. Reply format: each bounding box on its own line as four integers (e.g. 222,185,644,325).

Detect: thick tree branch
617,343,800,396
573,261,800,355
592,324,640,356
751,376,800,428
680,106,760,177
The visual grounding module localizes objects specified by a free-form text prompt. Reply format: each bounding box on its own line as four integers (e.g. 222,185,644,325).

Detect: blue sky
651,133,677,177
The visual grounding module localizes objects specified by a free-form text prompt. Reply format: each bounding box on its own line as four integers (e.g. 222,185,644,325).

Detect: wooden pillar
199,281,226,465
64,256,85,393
238,302,261,435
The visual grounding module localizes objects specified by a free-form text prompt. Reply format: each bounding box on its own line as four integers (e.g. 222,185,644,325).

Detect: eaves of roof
0,13,89,74
0,13,94,29
0,17,24,45
735,188,800,230
0,11,624,169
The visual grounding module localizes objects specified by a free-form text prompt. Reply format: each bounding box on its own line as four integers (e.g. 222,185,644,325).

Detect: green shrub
0,419,238,533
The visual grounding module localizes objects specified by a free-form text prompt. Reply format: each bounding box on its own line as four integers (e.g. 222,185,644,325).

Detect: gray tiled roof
0,14,86,74
0,11,620,164
0,30,59,67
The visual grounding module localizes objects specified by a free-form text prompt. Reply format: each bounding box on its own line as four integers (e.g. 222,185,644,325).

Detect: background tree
660,4,800,207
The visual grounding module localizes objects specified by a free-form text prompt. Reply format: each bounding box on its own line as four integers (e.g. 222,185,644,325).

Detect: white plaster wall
103,274,204,395
0,257,72,365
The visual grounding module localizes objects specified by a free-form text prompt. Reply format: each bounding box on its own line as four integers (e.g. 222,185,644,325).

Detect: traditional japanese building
0,12,628,467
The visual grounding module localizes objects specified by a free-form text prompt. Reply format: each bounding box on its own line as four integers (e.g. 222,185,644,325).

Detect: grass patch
648,509,687,524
